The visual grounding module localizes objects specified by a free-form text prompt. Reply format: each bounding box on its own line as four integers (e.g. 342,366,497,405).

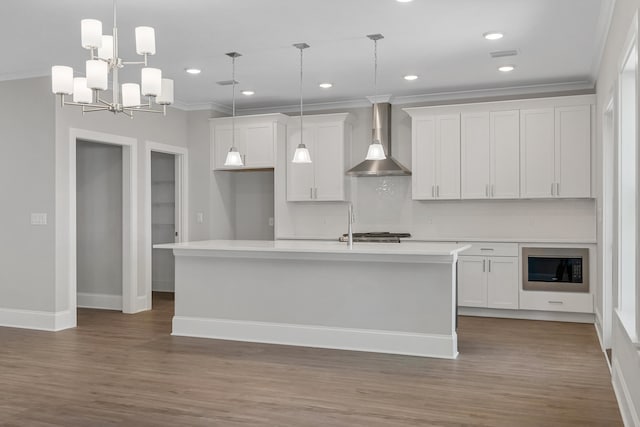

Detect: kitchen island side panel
174,255,453,335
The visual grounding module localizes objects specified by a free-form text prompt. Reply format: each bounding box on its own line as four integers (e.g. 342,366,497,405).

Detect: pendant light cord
374,38,378,108
232,55,236,149
299,46,304,146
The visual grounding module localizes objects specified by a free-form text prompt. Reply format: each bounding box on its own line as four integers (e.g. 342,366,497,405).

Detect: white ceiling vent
489,49,519,58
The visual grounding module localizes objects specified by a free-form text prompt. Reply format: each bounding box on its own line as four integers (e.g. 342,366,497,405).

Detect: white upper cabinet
520,105,591,198
286,113,352,202
490,110,520,199
409,113,461,200
555,106,591,198
461,112,491,199
210,114,288,171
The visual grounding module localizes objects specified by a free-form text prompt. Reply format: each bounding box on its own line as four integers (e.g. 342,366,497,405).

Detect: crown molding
590,0,617,81
181,80,595,115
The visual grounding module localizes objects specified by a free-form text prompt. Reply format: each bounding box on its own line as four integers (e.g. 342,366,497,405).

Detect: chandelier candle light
291,43,311,164
51,0,174,117
223,52,244,167
366,34,387,161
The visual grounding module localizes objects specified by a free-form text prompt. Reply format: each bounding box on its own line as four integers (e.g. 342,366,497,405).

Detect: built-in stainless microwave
522,247,589,293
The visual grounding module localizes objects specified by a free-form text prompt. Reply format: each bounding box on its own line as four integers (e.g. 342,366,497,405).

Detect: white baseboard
77,293,122,310
172,316,458,359
459,307,595,323
612,358,640,427
0,307,75,331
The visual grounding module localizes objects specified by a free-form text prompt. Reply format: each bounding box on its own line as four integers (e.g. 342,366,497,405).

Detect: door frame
68,128,138,315
144,141,189,309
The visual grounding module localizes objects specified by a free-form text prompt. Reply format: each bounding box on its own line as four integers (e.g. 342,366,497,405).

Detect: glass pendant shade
81,19,103,49
73,78,92,104
98,35,114,60
224,148,244,167
366,141,386,160
122,83,141,107
52,66,74,95
86,60,108,90
292,144,312,164
156,79,174,105
141,68,162,96
135,27,156,55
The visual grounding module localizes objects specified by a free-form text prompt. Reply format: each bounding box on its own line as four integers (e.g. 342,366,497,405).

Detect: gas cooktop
338,232,411,243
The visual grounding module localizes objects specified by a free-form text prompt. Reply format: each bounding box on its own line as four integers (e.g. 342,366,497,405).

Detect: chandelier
51,0,174,117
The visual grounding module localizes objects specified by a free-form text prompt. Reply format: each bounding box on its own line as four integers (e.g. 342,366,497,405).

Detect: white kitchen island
154,240,470,359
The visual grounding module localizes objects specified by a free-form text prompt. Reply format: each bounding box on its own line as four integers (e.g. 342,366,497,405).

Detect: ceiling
0,0,612,112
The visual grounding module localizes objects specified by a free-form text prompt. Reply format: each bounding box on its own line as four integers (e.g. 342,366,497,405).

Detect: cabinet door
520,108,555,198
412,117,437,200
490,110,520,199
487,257,519,309
314,124,346,201
244,123,275,168
555,106,591,198
461,112,491,199
436,114,461,199
286,126,315,201
458,256,488,307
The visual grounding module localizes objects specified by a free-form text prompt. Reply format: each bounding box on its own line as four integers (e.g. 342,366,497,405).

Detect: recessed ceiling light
185,68,201,75
404,75,419,81
498,65,515,72
483,32,504,40
319,83,333,89
241,90,255,96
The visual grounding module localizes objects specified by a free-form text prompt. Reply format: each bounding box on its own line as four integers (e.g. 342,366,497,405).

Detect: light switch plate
31,213,47,225
196,212,204,224
268,217,274,227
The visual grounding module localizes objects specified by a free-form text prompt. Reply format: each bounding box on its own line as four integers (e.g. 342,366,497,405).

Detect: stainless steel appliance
339,232,411,243
522,247,589,293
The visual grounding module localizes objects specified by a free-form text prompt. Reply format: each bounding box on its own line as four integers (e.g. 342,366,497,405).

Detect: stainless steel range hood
346,102,411,177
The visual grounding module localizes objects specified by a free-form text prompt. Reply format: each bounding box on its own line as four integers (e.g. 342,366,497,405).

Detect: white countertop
154,239,471,257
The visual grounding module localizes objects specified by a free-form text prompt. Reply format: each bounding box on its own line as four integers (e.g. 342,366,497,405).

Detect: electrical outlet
196,212,204,224
268,217,274,227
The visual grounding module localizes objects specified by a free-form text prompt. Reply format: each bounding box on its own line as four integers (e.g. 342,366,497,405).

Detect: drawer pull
480,248,494,251
548,301,564,305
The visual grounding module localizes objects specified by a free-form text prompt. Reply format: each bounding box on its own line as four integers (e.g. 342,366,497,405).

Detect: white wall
54,93,189,314
76,141,123,298
0,77,56,316
276,104,596,242
234,171,275,240
596,0,640,425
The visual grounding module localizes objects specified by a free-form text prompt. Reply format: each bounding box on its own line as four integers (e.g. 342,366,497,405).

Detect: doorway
76,141,124,311
144,141,188,311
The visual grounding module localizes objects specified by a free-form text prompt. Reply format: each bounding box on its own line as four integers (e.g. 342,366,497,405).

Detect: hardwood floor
0,293,622,426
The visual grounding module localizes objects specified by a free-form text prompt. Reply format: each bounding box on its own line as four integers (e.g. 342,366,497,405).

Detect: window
617,16,639,340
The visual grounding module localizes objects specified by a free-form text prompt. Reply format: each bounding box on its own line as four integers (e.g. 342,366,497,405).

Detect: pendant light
292,43,312,164
365,34,387,161
224,52,244,167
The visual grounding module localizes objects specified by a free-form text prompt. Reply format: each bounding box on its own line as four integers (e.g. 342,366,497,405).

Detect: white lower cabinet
458,243,518,309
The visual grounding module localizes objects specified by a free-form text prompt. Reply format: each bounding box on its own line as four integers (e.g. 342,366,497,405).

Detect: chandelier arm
82,107,113,113
123,107,165,114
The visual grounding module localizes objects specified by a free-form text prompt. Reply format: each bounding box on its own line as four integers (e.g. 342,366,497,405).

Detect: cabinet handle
556,182,560,196
437,185,440,198
485,184,489,198
548,301,564,305
483,259,486,272
488,259,491,272
243,154,247,165
480,248,494,251
491,184,495,198
314,188,318,199
432,185,435,198
310,188,313,199
551,183,555,196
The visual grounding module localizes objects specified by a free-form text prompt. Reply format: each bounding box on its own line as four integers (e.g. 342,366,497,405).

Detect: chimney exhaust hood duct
346,102,411,177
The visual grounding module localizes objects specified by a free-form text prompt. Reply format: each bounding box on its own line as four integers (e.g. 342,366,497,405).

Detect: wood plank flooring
0,293,622,426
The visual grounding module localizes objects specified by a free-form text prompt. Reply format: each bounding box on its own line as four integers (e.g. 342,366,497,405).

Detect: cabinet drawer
519,291,593,313
459,242,518,257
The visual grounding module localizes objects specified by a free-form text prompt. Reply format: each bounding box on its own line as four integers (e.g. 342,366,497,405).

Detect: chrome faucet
347,203,353,249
